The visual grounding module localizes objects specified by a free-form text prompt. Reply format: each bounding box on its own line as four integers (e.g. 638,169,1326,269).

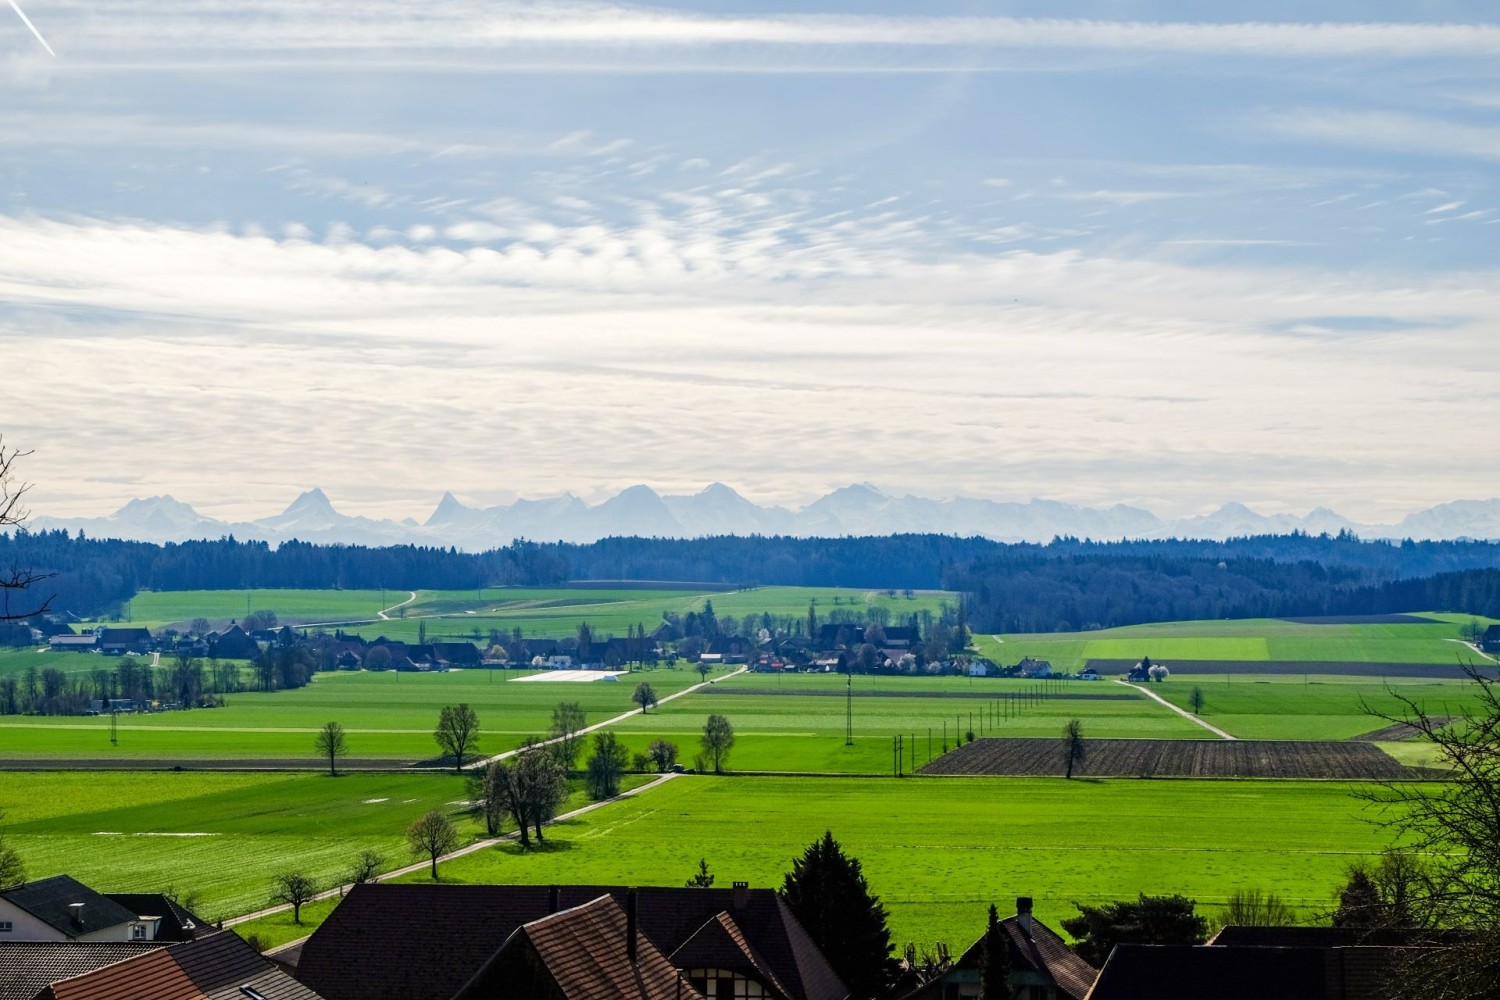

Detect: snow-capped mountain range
19,485,1500,549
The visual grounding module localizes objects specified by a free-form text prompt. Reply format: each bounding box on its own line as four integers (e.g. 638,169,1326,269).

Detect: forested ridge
3,529,1499,631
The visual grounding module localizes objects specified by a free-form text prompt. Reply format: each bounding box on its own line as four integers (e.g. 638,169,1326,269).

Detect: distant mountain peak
284,488,333,514
426,491,475,526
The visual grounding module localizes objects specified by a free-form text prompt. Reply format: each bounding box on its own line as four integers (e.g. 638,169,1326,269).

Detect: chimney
548,885,560,914
68,902,86,929
626,889,638,964
1016,897,1033,936
733,881,749,910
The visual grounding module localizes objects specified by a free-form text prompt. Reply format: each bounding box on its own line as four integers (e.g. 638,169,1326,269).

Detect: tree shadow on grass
495,837,577,858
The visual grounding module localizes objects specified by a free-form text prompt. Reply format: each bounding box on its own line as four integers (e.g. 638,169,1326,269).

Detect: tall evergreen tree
780,830,898,999
979,903,1011,1000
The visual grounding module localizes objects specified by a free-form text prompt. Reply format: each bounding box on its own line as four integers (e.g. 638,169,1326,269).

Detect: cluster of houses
0,874,1420,1000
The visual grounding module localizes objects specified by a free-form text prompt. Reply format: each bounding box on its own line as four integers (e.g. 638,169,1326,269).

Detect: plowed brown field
919,737,1411,778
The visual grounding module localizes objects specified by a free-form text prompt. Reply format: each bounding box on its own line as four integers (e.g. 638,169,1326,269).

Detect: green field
1152,674,1488,741
111,585,957,643
975,615,1492,672
607,671,1204,774
1,771,483,920
390,774,1397,950
0,666,716,761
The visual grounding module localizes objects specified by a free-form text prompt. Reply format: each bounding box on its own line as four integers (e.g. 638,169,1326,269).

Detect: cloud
1251,108,1500,163
16,4,1500,72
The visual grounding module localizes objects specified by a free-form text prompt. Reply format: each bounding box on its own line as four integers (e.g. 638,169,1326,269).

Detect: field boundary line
467,666,749,770
1115,679,1236,740
224,772,682,928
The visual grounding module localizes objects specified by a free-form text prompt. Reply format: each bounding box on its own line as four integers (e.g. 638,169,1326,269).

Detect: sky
1,1,1497,523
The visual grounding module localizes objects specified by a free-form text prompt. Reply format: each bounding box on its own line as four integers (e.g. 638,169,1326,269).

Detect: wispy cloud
1251,108,1500,163
15,4,1500,70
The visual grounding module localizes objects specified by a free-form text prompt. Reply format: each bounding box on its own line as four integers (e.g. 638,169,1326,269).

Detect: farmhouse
294,882,847,1000
0,875,201,943
47,634,98,652
1483,624,1500,654
1011,657,1054,679
903,897,1097,1000
207,623,258,659
96,627,154,655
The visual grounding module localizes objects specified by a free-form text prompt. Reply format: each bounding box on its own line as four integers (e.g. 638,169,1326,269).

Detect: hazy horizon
5,1,1498,524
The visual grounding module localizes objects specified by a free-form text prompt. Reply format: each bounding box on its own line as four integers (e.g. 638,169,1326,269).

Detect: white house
0,876,160,942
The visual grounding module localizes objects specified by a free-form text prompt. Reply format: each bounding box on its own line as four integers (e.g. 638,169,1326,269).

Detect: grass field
974,614,1492,672
607,671,1204,774
1150,674,1489,741
110,585,958,642
1,771,483,920
0,666,716,761
390,774,1397,950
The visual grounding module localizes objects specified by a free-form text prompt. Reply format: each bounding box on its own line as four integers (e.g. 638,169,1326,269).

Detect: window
0,921,12,933
131,924,147,940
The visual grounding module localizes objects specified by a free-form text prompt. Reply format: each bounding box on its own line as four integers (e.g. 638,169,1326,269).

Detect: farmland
390,774,1395,950
0,666,714,762
920,737,1414,779
974,614,1491,673
118,584,959,642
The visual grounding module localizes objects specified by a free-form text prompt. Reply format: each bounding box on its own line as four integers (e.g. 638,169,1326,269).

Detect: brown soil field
919,737,1412,779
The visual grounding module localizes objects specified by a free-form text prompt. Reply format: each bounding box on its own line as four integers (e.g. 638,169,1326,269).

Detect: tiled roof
0,941,164,1000
456,895,706,1000
1003,915,1098,1000
1,876,139,938
297,884,847,1000
38,931,323,1000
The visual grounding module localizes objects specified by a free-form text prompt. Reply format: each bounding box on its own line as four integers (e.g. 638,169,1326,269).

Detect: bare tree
1062,719,1085,779
314,721,347,776
407,809,459,879
701,714,734,774
0,438,52,621
349,849,384,885
549,701,587,769
434,704,480,773
1190,686,1205,715
1224,888,1298,927
1357,665,1500,998
271,871,318,924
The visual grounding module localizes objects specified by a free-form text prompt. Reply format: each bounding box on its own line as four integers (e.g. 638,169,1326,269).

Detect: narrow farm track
468,666,749,770
1116,679,1236,740
377,591,418,620
224,772,681,928
1445,638,1498,664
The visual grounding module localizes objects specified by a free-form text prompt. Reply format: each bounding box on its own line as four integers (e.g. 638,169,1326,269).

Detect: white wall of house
0,900,68,940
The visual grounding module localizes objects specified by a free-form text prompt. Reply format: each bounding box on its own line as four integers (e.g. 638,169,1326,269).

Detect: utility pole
110,707,118,745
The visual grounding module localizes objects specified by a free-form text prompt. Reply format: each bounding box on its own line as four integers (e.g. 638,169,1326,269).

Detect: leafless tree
434,703,479,773
314,721,347,776
349,849,384,885
271,871,318,924
1062,719,1086,778
0,437,53,621
407,809,459,879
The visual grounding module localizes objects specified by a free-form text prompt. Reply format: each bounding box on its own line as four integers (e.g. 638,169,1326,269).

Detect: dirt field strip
1115,679,1236,740
468,666,749,770
224,772,681,928
920,737,1412,779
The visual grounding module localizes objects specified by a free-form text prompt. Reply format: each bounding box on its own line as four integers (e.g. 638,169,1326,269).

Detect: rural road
225,771,683,930
377,592,418,620
1115,679,1236,740
468,665,749,770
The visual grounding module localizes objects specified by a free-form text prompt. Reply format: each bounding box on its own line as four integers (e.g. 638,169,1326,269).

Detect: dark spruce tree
979,902,1011,1000
780,830,899,999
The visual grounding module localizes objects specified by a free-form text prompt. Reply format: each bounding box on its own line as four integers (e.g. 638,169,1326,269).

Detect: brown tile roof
297,884,846,1000
35,931,322,1000
456,894,706,1000
1003,915,1098,1000
0,941,165,1000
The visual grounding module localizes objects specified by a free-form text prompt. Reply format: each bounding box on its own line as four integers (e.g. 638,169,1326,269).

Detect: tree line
4,529,1500,633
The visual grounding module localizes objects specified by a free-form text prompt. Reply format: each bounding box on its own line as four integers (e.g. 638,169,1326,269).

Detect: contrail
6,0,55,57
